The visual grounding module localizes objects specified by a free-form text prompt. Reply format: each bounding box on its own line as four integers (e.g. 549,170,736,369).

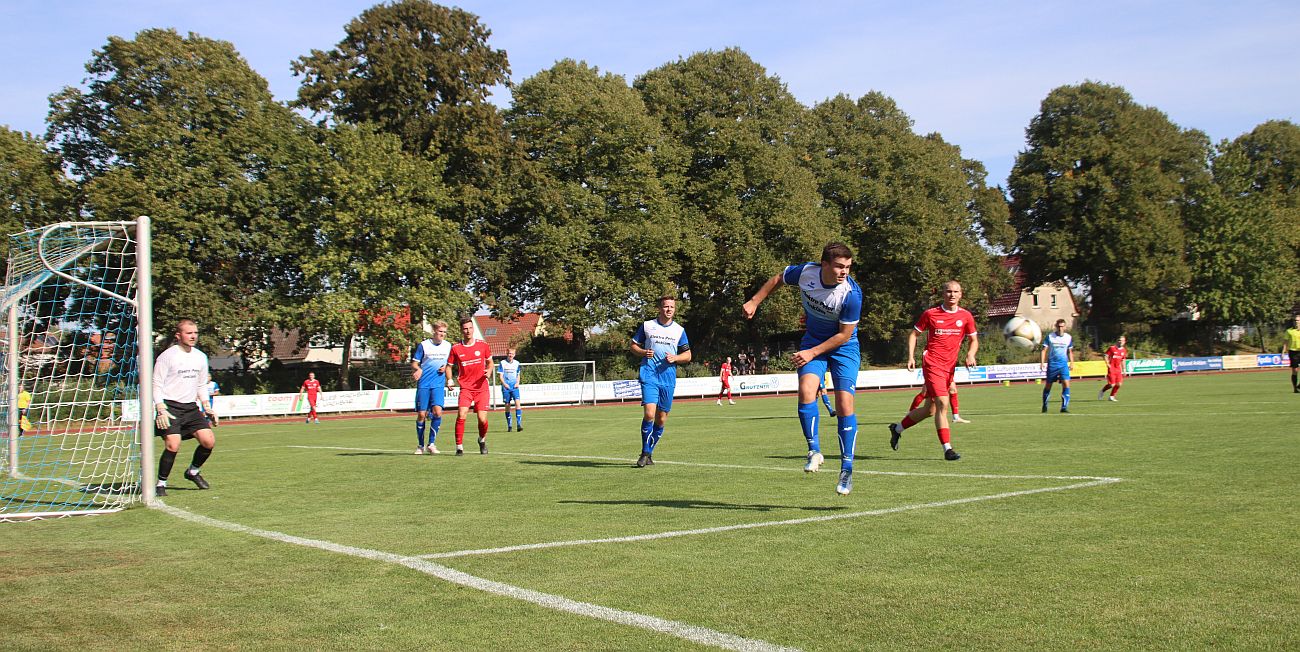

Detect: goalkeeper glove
155,407,175,431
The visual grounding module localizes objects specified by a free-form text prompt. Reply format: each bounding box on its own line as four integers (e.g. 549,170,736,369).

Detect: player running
297,372,321,423
449,317,493,455
1098,335,1129,401
888,281,978,461
1041,319,1075,413
632,296,692,467
743,242,862,495
411,321,452,454
497,347,523,432
716,356,734,405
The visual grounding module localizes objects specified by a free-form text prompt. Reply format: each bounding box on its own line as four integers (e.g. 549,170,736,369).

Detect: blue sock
430,416,441,444
416,421,426,447
836,414,858,474
821,395,834,413
1062,387,1071,410
505,411,512,428
640,419,653,453
798,402,821,452
515,409,522,426
648,424,665,454
1042,388,1050,408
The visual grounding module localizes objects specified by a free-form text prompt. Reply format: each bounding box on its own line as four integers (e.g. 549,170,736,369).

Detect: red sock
909,391,924,410
937,427,951,445
455,418,466,445
950,392,959,414
478,419,489,438
901,415,917,429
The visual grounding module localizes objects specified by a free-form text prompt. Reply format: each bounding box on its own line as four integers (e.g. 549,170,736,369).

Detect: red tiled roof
474,313,542,356
986,255,1028,318
269,328,310,361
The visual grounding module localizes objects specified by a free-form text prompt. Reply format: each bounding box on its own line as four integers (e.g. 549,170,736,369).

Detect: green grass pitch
2,371,1297,650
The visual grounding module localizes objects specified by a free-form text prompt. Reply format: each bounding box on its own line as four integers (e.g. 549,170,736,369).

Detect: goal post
514,360,596,406
1,217,153,521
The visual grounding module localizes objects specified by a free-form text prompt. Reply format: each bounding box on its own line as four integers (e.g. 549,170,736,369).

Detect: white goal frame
511,361,597,407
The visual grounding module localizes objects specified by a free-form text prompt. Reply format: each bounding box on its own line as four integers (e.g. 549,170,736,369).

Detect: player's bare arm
965,333,979,368
742,274,784,319
906,329,920,371
793,322,855,367
630,340,654,359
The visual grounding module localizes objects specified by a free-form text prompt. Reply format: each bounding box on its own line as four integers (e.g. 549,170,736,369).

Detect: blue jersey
412,339,452,389
1044,332,1073,367
632,318,690,384
783,262,862,344
497,359,521,388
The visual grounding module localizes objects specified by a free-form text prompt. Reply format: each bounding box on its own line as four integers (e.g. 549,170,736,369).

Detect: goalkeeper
152,318,218,497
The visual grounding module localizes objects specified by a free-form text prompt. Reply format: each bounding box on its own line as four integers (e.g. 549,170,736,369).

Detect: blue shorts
641,380,676,412
415,386,446,412
1046,366,1071,383
797,338,860,394
501,386,520,403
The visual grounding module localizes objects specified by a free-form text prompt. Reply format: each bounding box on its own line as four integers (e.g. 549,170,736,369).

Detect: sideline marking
154,502,797,652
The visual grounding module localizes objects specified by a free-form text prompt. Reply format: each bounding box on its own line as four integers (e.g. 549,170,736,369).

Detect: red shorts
720,378,730,389
1107,368,1123,385
457,385,490,409
923,364,954,398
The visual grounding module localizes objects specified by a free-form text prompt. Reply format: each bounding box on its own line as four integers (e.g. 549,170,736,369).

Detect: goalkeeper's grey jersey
153,344,211,408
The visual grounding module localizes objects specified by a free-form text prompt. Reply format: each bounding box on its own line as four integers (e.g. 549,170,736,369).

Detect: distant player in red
448,316,493,455
1098,335,1128,401
297,372,321,424
888,281,978,461
716,356,734,405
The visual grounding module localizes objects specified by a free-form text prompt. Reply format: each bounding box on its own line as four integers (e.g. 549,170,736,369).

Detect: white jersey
154,344,211,408
498,358,521,388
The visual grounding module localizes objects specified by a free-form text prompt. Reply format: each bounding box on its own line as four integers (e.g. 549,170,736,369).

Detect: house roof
269,328,310,361
473,313,542,356
986,255,1028,318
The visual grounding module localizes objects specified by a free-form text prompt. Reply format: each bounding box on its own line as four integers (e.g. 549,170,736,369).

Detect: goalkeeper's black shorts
155,400,211,439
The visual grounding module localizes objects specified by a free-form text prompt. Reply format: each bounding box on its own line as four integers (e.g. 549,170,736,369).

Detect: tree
635,48,836,354
799,93,1012,347
46,28,314,352
501,60,682,343
292,0,515,302
1008,82,1211,326
0,128,74,261
1184,121,1300,334
289,123,471,387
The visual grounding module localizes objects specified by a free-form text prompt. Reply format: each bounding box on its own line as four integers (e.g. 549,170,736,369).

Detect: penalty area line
153,502,799,652
420,477,1123,560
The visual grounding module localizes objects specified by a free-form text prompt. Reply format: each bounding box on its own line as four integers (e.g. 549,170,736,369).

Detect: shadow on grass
337,452,408,457
558,498,847,512
518,460,630,469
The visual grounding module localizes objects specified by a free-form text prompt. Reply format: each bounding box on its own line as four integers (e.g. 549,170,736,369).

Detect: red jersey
301,378,321,395
914,305,977,369
720,362,732,381
449,340,492,392
1105,346,1128,370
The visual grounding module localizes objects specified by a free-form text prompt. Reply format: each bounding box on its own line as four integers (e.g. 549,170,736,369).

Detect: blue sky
2,0,1297,186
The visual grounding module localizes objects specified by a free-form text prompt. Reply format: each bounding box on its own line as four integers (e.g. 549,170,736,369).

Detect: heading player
1098,335,1129,401
888,281,978,461
411,321,452,453
743,242,862,495
1041,319,1075,413
631,296,691,467
497,347,523,432
449,317,493,455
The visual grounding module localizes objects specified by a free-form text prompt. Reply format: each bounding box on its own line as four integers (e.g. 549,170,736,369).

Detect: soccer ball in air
1003,316,1043,350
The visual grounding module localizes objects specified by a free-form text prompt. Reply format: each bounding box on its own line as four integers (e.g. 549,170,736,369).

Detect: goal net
1,219,152,521
512,361,596,406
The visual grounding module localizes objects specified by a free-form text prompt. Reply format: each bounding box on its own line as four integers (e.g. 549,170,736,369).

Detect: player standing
631,296,691,467
888,281,978,461
152,318,217,497
497,347,523,431
411,321,452,453
297,372,321,423
743,242,862,495
1041,319,1075,413
1286,315,1300,394
816,375,835,417
1098,335,1129,401
716,356,734,405
17,383,31,436
206,378,220,413
448,317,493,455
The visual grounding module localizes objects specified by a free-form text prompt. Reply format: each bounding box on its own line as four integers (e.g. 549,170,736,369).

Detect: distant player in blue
631,296,691,468
816,374,835,417
1040,319,1075,413
206,379,219,412
411,320,452,454
744,242,862,495
497,347,523,432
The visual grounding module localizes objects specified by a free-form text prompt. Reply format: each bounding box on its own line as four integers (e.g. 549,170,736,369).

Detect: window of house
1031,293,1039,308
1050,294,1058,309
485,328,498,336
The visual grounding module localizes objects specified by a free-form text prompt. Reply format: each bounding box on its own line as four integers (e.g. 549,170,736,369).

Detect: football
1004,316,1043,350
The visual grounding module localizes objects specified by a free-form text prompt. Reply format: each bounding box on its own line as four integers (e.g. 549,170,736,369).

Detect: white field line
153,502,798,652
